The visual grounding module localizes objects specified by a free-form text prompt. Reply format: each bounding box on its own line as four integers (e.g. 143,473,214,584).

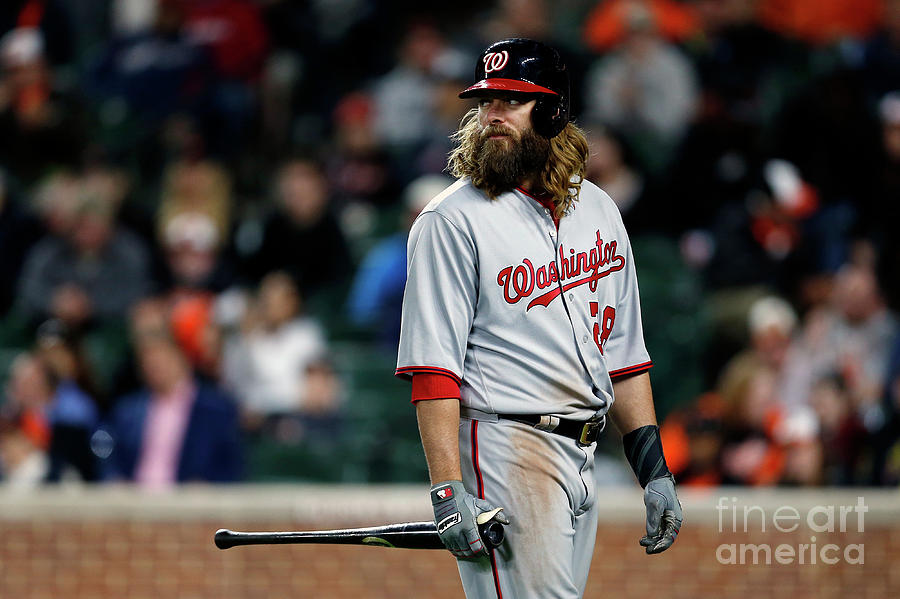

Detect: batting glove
640,474,683,554
430,480,508,558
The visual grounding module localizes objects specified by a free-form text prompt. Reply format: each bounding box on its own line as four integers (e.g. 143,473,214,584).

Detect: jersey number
590,302,616,355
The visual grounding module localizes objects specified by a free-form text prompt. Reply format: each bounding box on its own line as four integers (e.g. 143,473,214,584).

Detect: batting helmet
459,38,570,138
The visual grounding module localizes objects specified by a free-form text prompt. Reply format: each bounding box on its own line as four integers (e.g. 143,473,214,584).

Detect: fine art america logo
715,496,867,565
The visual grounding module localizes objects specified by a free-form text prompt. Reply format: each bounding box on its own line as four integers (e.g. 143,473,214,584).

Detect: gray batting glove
430,480,508,558
640,474,683,554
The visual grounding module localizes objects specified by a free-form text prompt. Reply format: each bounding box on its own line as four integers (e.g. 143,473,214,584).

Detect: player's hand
640,474,682,554
430,480,508,558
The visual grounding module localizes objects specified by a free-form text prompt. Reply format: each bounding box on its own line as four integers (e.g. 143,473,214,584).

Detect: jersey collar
516,186,559,229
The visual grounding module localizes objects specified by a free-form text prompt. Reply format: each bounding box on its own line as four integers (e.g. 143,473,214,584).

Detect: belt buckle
577,415,605,447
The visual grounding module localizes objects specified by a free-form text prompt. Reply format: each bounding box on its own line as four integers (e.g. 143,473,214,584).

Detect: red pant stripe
471,420,502,599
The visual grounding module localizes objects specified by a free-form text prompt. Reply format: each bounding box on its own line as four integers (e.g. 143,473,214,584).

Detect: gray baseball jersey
396,178,651,418
396,178,652,599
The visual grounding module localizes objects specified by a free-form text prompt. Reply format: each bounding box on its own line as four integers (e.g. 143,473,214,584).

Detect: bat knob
215,529,235,550
478,520,505,548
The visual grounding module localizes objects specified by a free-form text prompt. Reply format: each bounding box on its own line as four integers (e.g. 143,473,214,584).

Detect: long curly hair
448,108,589,219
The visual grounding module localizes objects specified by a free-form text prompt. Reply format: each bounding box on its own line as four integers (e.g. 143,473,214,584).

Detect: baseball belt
500,413,606,447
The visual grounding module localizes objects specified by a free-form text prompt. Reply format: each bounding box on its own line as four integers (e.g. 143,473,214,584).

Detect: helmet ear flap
532,95,567,138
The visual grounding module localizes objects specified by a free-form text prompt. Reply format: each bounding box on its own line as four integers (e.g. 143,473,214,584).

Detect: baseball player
396,39,682,598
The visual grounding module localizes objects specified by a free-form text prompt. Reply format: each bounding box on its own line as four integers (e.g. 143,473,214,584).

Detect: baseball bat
214,519,505,550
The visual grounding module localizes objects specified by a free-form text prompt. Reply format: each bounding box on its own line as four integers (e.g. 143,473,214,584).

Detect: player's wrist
622,424,671,488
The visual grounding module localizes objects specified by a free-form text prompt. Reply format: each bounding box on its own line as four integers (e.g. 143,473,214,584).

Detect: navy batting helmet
459,38,570,138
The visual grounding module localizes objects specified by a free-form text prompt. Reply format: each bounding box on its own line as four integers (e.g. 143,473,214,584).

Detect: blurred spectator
31,170,82,236
240,157,352,300
0,26,88,186
155,208,237,378
183,0,267,83
878,90,900,198
713,294,826,486
0,0,75,67
584,125,659,232
583,1,699,172
107,296,171,400
661,392,726,486
871,333,900,484
256,0,319,156
88,0,210,120
778,429,824,485
808,374,866,485
86,0,214,169
16,180,152,329
0,348,97,483
326,92,399,209
713,309,822,487
182,0,268,158
82,161,154,251
774,68,881,218
99,335,242,486
34,318,102,411
415,56,472,176
370,22,466,168
0,420,47,488
660,0,802,237
685,0,800,123
757,0,884,46
871,93,900,316
702,159,819,292
158,159,232,247
223,272,338,428
661,135,760,238
256,0,390,152
476,0,553,45
863,92,900,249
718,295,801,402
158,169,236,289
798,262,898,414
718,360,791,485
34,322,100,482
0,169,43,315
347,175,452,348
583,0,697,52
0,353,51,485
861,0,900,99
586,125,643,216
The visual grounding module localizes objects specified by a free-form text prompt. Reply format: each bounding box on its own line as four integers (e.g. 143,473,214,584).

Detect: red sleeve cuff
609,361,653,379
411,372,461,403
396,365,461,383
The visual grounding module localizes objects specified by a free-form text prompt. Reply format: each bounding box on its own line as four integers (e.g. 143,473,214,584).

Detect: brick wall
0,486,896,598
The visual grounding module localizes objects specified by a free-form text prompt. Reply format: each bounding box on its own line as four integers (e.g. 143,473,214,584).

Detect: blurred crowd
0,0,899,488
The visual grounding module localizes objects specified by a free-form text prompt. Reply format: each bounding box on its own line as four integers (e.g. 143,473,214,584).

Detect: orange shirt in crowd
758,0,884,44
583,0,699,52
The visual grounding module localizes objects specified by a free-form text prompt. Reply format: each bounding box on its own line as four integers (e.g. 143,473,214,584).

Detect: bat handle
478,520,505,549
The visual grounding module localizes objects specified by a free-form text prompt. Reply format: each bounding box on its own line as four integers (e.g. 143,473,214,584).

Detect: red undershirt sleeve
411,372,461,403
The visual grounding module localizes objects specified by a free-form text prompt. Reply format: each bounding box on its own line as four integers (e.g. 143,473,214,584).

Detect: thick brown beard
472,125,550,197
